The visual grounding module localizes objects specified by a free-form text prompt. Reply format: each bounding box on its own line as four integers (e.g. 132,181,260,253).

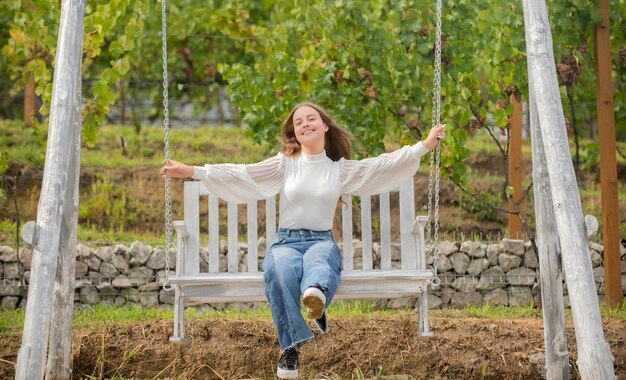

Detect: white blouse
192,142,429,231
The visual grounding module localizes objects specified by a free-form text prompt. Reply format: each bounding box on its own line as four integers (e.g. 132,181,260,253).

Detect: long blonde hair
280,102,354,161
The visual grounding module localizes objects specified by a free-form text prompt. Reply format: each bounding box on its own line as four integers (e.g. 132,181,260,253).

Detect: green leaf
506,186,515,198
109,40,124,57
0,151,8,173
460,86,471,100
113,57,130,76
94,81,108,99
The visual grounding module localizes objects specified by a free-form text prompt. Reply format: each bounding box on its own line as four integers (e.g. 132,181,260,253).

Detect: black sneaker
314,311,328,334
277,347,299,379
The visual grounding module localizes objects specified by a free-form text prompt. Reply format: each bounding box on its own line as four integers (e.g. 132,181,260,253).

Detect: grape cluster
618,46,626,69
505,84,519,98
365,85,377,99
438,35,452,68
408,118,420,132
334,70,345,84
579,43,588,60
466,117,480,135
557,54,584,86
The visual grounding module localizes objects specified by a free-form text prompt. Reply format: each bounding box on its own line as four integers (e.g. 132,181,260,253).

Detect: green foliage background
1,1,625,183
0,0,624,205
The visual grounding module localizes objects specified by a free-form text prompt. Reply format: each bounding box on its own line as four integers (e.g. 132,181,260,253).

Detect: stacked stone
0,238,625,310
72,242,176,307
0,245,26,310
422,239,540,308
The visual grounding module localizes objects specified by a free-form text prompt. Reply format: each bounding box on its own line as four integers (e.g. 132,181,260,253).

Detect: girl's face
292,106,328,151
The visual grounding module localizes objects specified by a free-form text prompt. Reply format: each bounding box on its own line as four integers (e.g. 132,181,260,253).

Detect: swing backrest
174,178,427,277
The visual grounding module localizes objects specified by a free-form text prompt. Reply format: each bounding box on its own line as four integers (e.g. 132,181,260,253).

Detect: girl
162,102,445,379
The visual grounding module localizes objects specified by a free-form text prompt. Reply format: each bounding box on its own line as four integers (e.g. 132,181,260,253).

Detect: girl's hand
423,124,446,150
161,160,194,179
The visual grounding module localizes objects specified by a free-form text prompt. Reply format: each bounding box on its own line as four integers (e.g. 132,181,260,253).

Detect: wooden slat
179,282,427,302
265,196,276,249
198,186,209,196
380,192,391,269
183,182,200,275
247,201,258,272
360,195,373,270
173,221,187,276
171,269,432,284
414,216,428,270
208,194,219,273
399,180,417,270
341,195,353,271
174,270,431,303
227,202,238,273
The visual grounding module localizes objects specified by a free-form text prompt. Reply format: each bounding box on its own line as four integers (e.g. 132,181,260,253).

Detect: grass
81,124,275,168
0,300,398,333
0,120,275,169
0,219,164,246
2,301,626,333
75,226,164,244
603,301,626,319
432,302,543,318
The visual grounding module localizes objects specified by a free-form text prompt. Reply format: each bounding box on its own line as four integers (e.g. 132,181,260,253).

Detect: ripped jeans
262,228,342,350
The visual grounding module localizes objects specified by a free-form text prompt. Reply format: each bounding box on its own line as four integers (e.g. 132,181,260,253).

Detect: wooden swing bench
168,176,435,343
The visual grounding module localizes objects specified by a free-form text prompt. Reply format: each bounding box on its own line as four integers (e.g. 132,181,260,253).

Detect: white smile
302,129,315,135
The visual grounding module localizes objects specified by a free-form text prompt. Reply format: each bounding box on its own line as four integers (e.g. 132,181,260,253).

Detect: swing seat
168,178,435,343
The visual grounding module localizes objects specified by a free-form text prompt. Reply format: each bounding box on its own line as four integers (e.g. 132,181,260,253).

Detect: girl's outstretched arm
340,124,445,196
160,160,193,179
161,154,286,204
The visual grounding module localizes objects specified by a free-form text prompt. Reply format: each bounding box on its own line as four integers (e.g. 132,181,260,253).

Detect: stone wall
1,239,625,311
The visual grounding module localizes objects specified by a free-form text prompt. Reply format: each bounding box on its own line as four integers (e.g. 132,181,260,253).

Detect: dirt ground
1,315,625,379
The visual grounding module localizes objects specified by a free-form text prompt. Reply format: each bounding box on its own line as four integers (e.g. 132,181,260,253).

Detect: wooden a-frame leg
170,287,187,344
418,285,433,337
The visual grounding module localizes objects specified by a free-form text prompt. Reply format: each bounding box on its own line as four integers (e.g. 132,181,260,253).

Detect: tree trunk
14,1,86,379
522,1,616,378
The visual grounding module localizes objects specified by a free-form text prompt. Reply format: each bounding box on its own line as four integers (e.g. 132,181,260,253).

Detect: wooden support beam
24,73,35,127
522,0,616,378
14,1,86,379
594,0,622,308
508,94,523,240
529,83,570,380
45,45,83,380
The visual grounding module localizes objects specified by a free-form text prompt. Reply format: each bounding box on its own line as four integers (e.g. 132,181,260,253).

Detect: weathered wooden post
24,73,36,127
594,0,622,308
14,1,86,379
45,24,84,380
508,94,523,239
522,0,616,378
528,83,570,379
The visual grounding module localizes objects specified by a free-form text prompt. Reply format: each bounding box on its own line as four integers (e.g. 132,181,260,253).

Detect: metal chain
427,0,443,284
161,0,174,291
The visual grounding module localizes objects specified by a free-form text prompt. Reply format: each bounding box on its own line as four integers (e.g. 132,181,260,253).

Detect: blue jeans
262,228,342,350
